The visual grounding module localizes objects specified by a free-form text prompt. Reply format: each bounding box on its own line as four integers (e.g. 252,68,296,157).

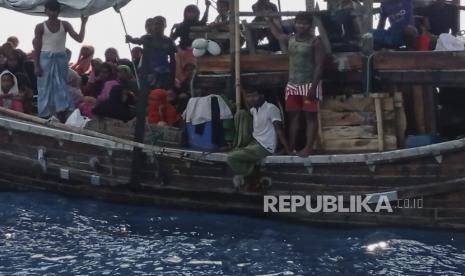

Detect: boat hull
1,112,465,229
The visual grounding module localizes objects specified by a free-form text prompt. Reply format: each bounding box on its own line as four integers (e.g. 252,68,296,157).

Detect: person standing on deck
268,12,326,157
34,0,88,121
126,16,177,90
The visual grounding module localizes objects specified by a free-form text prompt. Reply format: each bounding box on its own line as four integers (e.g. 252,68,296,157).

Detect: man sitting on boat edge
227,87,290,188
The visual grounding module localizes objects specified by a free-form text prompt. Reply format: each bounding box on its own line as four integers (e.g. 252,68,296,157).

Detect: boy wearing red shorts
268,12,326,156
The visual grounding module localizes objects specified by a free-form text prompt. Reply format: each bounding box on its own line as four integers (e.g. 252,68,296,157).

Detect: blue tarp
0,0,131,17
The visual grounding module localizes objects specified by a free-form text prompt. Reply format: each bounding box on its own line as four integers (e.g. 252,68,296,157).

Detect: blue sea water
0,192,464,276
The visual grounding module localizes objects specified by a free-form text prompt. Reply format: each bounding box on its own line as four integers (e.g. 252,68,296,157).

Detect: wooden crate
318,93,405,153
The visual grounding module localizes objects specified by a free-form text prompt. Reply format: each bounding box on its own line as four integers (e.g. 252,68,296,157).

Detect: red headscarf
71,45,94,75
147,89,180,126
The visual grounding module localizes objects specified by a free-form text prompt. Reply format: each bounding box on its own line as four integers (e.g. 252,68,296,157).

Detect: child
208,0,232,52
251,0,281,51
171,1,211,81
104,47,119,65
374,0,417,49
33,0,88,120
268,12,326,156
171,1,211,50
126,16,177,90
0,70,24,112
210,0,230,27
131,46,143,72
227,88,290,187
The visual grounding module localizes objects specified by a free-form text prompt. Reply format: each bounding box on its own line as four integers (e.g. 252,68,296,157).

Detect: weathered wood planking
321,96,394,112
321,135,397,152
197,51,465,73
322,125,396,139
320,111,395,126
2,107,465,229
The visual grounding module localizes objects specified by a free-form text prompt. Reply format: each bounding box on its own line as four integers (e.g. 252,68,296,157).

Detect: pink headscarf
97,80,119,102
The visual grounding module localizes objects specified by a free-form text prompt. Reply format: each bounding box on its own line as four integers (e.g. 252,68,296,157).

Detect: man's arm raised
64,16,88,43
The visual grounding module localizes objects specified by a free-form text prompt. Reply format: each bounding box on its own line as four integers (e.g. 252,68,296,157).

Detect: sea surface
0,192,464,276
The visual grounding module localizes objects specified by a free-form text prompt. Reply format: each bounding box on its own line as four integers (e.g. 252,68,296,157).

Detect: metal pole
115,7,141,88
277,0,281,12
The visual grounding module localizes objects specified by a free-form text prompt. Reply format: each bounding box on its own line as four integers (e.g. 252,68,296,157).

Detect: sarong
37,51,71,118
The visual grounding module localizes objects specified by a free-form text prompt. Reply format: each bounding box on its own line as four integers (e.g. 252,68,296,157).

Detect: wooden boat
1,105,465,229
2,0,465,229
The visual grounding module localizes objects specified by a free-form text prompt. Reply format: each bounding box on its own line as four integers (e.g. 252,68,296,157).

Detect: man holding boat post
34,0,88,122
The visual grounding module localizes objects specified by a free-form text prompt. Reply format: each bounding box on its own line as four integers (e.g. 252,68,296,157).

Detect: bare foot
297,147,312,157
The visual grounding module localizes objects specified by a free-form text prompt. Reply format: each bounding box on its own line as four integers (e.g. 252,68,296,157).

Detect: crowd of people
0,0,463,183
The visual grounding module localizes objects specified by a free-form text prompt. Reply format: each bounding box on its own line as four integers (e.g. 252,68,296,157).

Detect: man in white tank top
33,0,89,121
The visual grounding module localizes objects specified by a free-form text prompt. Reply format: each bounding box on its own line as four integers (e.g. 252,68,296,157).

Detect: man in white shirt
227,88,290,187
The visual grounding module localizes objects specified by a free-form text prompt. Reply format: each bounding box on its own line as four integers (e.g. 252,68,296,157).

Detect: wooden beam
413,85,427,134
234,0,241,108
374,97,385,151
306,0,315,11
393,91,407,148
198,51,465,73
374,51,465,70
238,11,309,17
229,0,237,105
361,0,374,94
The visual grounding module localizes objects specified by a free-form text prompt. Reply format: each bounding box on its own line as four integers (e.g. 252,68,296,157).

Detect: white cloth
0,70,19,109
0,0,131,17
65,109,90,128
183,95,233,125
435,34,465,51
250,101,282,153
42,21,66,53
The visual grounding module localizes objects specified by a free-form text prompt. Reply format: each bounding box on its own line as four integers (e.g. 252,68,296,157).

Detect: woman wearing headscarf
71,45,94,76
0,70,24,112
117,64,139,97
147,88,181,126
79,62,117,117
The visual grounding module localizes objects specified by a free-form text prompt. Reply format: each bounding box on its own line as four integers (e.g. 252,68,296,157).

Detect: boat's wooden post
305,0,314,11
130,54,151,187
412,85,426,134
317,110,324,151
423,86,438,134
371,93,385,152
453,0,460,34
306,0,315,37
393,89,407,148
361,0,374,95
234,0,241,109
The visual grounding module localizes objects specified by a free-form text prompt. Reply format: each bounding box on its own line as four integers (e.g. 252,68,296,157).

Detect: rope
364,53,375,96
